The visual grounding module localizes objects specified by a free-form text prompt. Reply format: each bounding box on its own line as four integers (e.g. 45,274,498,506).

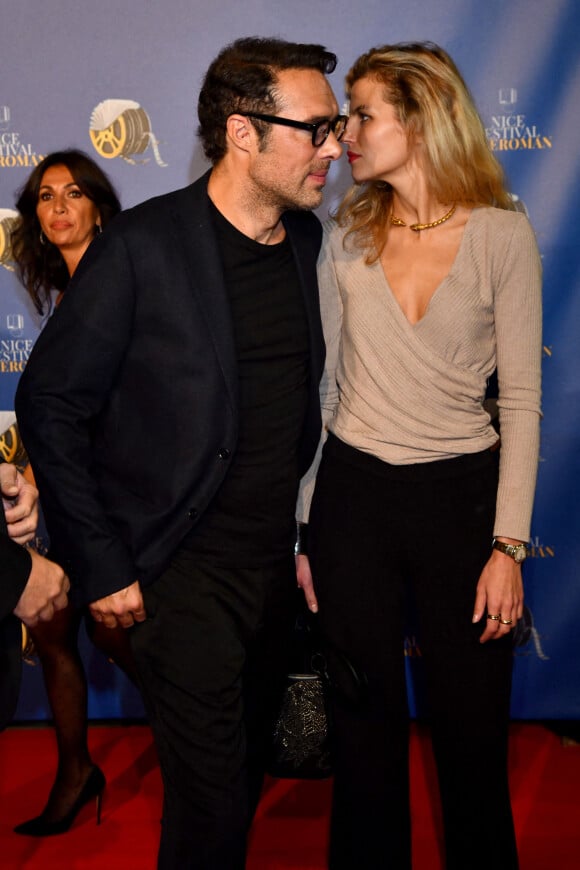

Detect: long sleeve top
298,206,542,541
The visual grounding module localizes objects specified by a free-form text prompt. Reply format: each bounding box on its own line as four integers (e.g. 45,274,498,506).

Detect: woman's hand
296,554,318,613
472,547,524,643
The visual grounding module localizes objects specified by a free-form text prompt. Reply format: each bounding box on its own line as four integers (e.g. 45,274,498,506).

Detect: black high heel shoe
14,765,106,836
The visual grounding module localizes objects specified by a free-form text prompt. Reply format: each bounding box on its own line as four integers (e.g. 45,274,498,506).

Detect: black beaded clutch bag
268,594,368,780
269,656,332,780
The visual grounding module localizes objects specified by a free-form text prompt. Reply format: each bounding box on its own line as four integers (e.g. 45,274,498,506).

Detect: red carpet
0,722,578,868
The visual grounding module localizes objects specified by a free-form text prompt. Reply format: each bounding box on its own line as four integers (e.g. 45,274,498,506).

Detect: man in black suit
0,463,69,729
16,37,344,867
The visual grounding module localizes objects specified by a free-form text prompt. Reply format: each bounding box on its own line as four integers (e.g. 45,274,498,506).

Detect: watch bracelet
294,522,309,556
492,537,527,561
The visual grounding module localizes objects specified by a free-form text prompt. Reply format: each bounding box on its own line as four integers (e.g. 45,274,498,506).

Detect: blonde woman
297,43,542,869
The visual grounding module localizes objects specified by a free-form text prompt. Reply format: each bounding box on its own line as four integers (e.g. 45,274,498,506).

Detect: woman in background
297,43,542,869
11,150,136,835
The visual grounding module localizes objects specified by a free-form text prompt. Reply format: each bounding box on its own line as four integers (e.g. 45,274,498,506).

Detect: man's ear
225,114,256,154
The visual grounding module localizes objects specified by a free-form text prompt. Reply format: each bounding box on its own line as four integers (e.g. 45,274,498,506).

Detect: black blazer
0,512,31,729
16,172,325,606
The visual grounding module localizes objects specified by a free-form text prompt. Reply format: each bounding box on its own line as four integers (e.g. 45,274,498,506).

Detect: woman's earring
39,230,46,245
95,224,102,235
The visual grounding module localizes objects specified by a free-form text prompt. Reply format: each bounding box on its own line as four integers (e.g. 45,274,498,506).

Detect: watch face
493,539,527,562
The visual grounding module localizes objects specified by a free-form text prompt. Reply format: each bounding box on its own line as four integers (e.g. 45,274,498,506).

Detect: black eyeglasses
245,112,348,147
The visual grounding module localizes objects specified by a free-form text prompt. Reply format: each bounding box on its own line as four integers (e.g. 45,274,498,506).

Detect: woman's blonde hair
337,42,513,259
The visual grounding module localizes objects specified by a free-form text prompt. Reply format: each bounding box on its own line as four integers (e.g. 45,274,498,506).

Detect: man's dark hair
198,37,338,164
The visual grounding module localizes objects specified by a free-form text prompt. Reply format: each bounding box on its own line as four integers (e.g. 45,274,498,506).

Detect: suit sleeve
0,513,32,620
296,219,343,522
15,229,138,604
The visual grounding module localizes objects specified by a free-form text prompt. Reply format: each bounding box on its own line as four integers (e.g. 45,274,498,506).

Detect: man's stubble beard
252,168,325,214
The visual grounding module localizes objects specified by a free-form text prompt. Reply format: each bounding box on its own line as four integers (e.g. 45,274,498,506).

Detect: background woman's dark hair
11,149,121,314
198,36,338,164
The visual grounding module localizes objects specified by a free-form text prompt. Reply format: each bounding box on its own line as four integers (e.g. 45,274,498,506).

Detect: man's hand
89,581,147,629
13,549,70,627
0,463,39,545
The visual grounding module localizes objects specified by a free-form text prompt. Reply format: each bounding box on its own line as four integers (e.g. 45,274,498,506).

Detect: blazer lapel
169,173,238,410
283,211,325,380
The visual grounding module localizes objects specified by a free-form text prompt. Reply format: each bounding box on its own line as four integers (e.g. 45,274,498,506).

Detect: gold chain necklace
390,203,456,232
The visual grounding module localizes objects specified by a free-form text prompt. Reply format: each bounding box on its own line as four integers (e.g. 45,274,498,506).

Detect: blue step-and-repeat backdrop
1,0,578,720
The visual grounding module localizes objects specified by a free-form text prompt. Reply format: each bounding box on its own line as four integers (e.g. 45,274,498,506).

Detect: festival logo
486,88,552,153
513,605,549,660
0,420,28,467
528,535,555,560
0,209,18,271
89,99,167,166
6,313,24,338
510,535,554,660
404,635,422,657
0,330,33,375
0,107,45,168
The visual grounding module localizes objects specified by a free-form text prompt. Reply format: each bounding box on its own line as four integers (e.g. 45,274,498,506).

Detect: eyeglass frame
244,112,348,147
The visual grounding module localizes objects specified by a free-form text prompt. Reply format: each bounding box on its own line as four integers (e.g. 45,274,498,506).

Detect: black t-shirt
183,203,310,565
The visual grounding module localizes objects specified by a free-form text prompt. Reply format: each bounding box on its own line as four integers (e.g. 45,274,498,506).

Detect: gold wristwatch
492,538,528,563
